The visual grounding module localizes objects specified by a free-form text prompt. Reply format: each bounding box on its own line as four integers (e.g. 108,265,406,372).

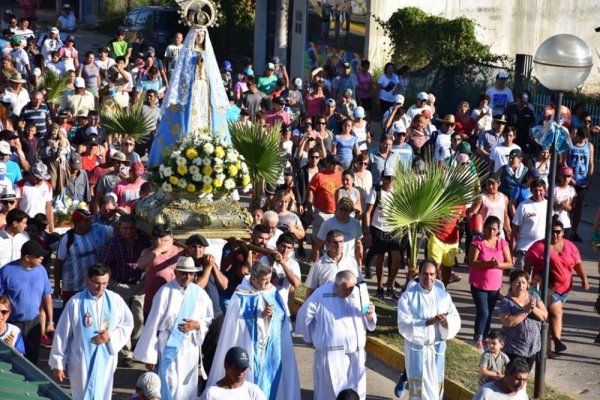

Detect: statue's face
197,30,205,45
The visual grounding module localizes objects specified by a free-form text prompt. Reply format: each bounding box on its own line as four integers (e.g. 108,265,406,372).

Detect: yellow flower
213,178,223,188
169,176,179,185
242,175,251,186
185,148,198,160
228,165,238,177
177,164,188,175
215,146,225,159
202,165,213,175
236,161,242,169
186,183,196,193
202,183,213,193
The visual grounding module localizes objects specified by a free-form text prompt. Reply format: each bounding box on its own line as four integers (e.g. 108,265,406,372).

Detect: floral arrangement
53,195,89,226
155,133,251,198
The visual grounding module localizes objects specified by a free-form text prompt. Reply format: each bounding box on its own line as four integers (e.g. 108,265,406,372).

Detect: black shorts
371,226,401,253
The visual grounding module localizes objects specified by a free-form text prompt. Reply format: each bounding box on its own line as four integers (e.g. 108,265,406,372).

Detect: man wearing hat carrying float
200,346,266,399
49,263,133,399
135,256,214,400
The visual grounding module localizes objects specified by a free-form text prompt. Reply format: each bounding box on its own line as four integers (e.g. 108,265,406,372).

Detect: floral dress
498,294,542,358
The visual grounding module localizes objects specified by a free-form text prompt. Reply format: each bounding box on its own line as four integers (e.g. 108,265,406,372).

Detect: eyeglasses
552,230,563,235
317,121,326,125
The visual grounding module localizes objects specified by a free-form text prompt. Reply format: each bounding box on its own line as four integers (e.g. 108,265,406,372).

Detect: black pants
13,316,41,364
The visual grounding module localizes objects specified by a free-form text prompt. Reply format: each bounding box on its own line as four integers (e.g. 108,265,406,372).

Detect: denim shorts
551,291,569,304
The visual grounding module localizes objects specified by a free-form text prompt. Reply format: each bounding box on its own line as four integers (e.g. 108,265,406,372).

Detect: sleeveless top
352,121,368,151
479,193,507,237
356,71,372,99
81,63,99,93
568,141,591,186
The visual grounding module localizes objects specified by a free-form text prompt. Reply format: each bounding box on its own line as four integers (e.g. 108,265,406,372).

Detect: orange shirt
309,170,342,213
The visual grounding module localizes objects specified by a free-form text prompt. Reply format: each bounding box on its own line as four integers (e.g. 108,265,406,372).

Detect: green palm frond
229,121,287,204
99,97,154,142
43,70,69,105
383,149,486,271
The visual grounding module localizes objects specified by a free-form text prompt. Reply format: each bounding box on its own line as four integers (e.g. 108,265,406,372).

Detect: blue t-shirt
333,134,358,165
0,262,52,322
4,160,22,184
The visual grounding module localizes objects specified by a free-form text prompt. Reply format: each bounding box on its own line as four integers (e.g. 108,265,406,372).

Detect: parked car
119,6,189,56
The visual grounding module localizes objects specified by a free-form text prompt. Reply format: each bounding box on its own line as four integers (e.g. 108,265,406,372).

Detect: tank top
356,71,372,99
81,64,99,93
568,141,590,186
478,193,507,238
352,121,368,151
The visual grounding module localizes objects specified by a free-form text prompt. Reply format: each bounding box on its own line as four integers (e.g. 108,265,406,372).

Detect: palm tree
99,97,154,143
229,121,287,206
43,69,69,107
383,152,485,276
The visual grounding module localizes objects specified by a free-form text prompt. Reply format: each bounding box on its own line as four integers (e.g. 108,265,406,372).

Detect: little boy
478,329,510,386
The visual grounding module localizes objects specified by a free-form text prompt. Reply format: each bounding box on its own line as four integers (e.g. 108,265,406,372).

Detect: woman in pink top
304,81,326,118
468,215,513,350
356,59,373,111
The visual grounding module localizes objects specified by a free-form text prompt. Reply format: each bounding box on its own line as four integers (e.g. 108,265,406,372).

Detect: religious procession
0,1,599,400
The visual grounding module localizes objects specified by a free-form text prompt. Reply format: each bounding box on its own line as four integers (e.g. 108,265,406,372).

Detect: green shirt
108,39,131,61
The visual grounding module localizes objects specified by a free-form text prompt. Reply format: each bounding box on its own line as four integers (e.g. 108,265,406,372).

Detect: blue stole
238,289,286,400
158,283,199,400
79,290,116,400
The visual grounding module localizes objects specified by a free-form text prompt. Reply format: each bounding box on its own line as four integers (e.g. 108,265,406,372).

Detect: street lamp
532,34,592,399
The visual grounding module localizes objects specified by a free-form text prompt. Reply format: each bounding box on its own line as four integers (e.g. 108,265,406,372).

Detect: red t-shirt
434,205,466,243
309,170,342,213
454,115,476,135
143,246,185,313
526,239,581,294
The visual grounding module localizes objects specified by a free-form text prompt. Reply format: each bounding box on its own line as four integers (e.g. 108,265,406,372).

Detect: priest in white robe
49,263,133,400
207,261,301,400
134,256,214,400
296,270,376,400
397,260,461,400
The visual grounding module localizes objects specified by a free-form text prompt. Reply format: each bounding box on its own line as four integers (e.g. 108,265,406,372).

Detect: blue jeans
470,285,500,342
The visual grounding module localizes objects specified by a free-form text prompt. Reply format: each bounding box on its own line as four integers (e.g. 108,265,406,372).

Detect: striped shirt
20,103,51,138
56,224,113,291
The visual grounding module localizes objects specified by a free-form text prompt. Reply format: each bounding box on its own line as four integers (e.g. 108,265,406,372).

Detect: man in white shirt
473,357,530,400
405,91,431,123
41,27,62,61
17,162,54,231
0,208,29,268
164,32,183,76
489,127,521,173
486,72,514,118
512,178,547,270
94,47,115,73
56,4,76,41
9,37,30,77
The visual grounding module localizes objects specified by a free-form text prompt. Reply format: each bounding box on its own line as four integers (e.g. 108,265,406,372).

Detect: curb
291,298,475,400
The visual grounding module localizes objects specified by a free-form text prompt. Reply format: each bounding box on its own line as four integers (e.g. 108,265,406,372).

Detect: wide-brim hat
493,114,508,124
9,72,26,84
175,256,201,273
31,161,51,180
440,114,455,125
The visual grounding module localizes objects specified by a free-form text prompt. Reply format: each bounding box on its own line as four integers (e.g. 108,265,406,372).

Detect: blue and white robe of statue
397,279,461,400
148,27,230,168
207,277,301,400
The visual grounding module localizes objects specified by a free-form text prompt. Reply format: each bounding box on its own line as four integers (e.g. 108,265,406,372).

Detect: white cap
136,372,161,399
0,141,11,155
417,92,428,101
392,121,406,134
293,77,302,88
394,94,405,104
50,27,59,34
267,62,275,70
33,68,41,77
74,77,85,88
497,71,508,79
325,98,336,106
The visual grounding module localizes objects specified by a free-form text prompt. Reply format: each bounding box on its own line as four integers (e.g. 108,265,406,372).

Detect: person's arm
310,237,324,262
498,242,514,270
510,225,519,253
480,362,504,381
42,294,54,334
499,308,530,328
467,245,493,268
195,256,215,289
53,259,64,296
12,138,30,171
468,196,482,217
573,260,590,290
279,258,301,289
503,195,512,240
588,143,594,178
210,260,229,290
136,246,162,271
529,295,548,321
354,238,363,268
362,203,374,247
46,200,54,232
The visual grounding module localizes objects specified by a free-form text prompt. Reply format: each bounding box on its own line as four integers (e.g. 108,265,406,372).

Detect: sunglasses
317,122,326,125
552,230,563,235
583,120,592,124
1,200,16,205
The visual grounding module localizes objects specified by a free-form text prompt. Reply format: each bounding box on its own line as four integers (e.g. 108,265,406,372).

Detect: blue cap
223,60,232,72
225,346,250,369
244,67,254,77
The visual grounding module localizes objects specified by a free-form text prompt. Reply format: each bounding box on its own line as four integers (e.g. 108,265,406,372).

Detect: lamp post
532,34,592,399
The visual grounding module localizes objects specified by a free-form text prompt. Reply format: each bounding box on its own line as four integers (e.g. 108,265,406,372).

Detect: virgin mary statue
148,23,230,168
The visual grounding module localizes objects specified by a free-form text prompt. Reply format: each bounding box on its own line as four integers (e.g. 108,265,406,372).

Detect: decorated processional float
131,0,286,241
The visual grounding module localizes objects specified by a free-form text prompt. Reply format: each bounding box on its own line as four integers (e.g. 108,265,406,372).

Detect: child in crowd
478,328,510,386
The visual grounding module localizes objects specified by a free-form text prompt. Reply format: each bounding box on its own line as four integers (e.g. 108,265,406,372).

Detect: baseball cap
65,35,75,43
74,77,85,88
354,106,365,119
293,77,302,88
50,27,59,34
31,161,51,180
394,94,405,104
559,166,573,177
86,134,99,145
130,161,145,175
273,96,286,105
136,372,161,399
392,121,406,134
111,151,130,165
0,129,18,140
417,92,428,101
10,36,20,45
382,169,395,179
271,56,280,64
457,141,472,155
343,88,353,98
185,234,209,247
508,149,523,159
325,98,336,107
343,62,351,68
244,67,254,77
487,172,501,183
0,141,10,155
21,240,50,258
225,347,251,370
146,46,156,55
497,71,508,79
69,152,82,169
267,62,275,70
222,60,232,72
71,208,93,222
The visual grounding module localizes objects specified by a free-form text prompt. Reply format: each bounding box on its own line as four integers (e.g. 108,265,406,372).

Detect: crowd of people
0,4,598,400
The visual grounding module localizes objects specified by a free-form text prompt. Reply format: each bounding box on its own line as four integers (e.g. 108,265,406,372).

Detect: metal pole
533,90,563,399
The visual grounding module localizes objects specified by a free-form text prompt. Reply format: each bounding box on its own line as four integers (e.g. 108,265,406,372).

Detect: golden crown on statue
175,0,217,29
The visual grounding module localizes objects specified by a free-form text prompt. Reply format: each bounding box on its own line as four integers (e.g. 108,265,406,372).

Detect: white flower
202,175,213,184
178,179,187,189
203,143,214,155
176,156,187,166
214,157,223,165
214,164,224,173
231,189,240,201
224,178,236,190
242,184,252,193
192,157,203,165
241,163,249,174
161,182,173,192
216,173,226,182
189,165,200,175
202,158,211,166
162,167,173,177
192,173,203,182
225,151,238,163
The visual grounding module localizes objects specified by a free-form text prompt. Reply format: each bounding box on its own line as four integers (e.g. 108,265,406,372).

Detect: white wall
368,0,600,91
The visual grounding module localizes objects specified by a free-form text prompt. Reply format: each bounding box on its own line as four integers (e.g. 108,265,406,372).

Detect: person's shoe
40,334,52,348
554,339,567,353
394,281,402,289
386,287,399,300
119,358,134,368
394,371,408,398
364,268,373,279
570,232,582,242
376,287,385,300
448,272,462,284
